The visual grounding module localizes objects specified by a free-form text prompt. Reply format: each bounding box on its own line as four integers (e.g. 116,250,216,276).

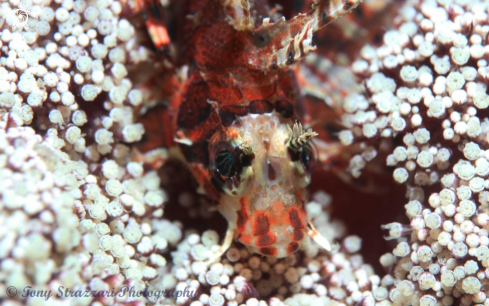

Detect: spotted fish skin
137,0,362,257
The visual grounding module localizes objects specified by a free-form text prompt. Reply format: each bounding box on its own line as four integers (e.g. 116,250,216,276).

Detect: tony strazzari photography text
18,285,196,301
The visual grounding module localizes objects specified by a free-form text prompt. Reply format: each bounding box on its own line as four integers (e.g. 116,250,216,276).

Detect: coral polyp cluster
165,194,376,306
338,0,489,304
3,0,489,305
0,0,173,304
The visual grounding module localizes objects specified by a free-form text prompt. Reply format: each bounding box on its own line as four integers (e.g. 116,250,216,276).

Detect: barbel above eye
285,121,318,173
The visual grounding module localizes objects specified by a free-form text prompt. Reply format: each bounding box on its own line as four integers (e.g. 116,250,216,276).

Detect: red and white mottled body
137,0,362,259
212,113,311,257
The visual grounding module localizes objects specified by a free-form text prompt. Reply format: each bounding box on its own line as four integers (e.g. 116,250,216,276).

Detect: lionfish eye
300,143,317,172
215,150,236,177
